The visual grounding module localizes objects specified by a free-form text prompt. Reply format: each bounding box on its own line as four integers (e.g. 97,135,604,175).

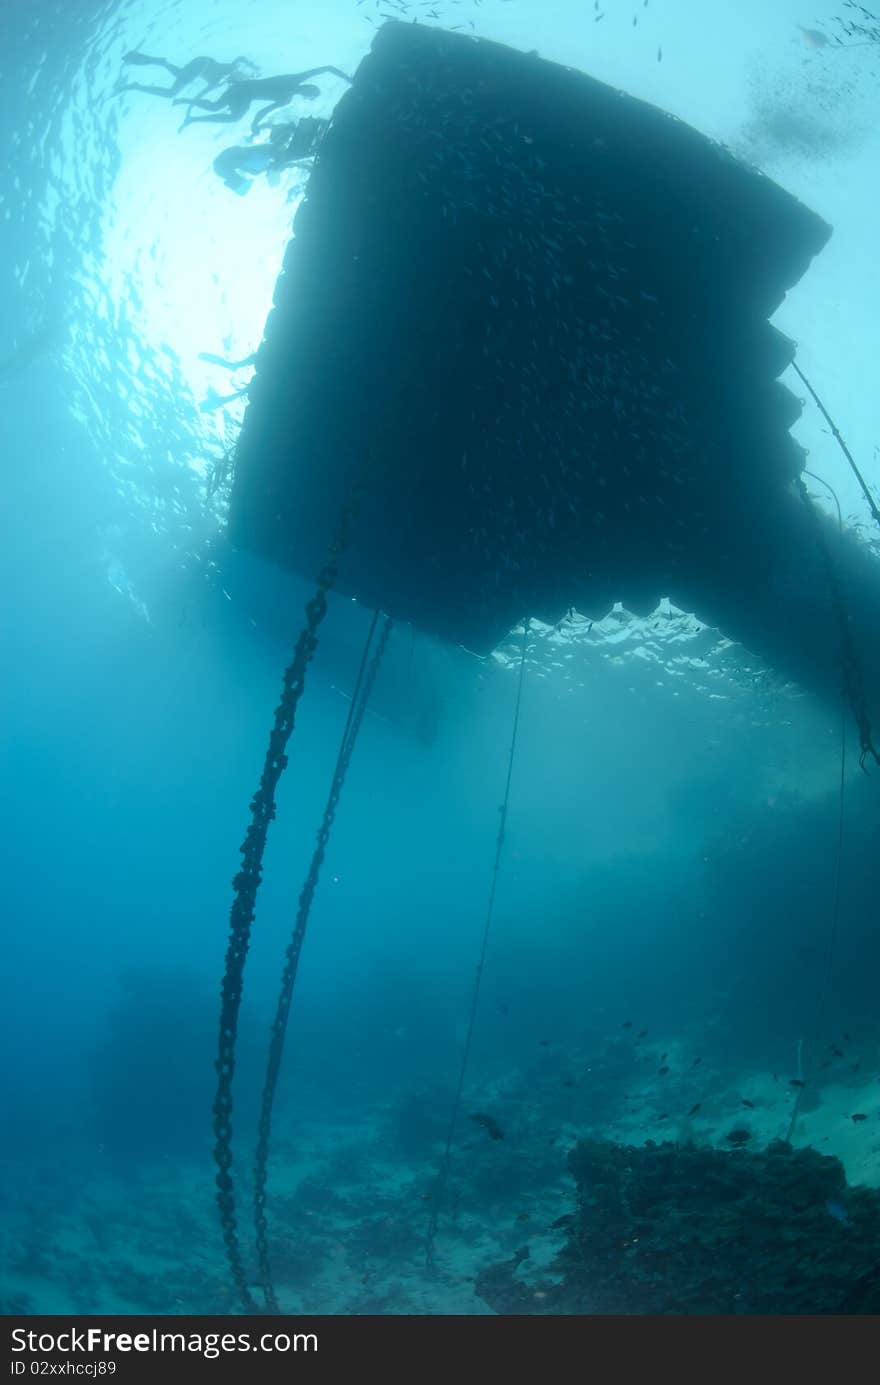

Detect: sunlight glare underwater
58,0,313,483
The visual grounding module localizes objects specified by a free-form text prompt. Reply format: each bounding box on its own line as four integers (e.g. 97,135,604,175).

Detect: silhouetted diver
212,143,278,196
116,52,256,101
210,119,328,194
175,68,351,134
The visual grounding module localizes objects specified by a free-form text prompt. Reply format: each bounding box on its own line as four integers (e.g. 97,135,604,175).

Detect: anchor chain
254,611,394,1312
213,495,360,1313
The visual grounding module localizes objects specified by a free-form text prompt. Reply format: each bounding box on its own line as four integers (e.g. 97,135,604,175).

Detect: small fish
825,1199,849,1224
798,25,831,49
550,1214,574,1230
851,1113,868,1123
657,1113,669,1121
470,1112,505,1141
515,1211,531,1223
561,1078,576,1088
498,1003,509,1016
538,1039,551,1047
658,1066,669,1076
657,47,662,63
844,1033,853,1042
688,1102,702,1117
742,1099,755,1109
829,1047,845,1058
660,1053,668,1062
726,1128,751,1147
637,1030,648,1039
850,1063,861,1073
691,1058,702,1068
790,1079,805,1089
622,1020,633,1029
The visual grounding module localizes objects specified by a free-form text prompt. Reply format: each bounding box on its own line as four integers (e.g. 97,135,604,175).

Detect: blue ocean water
1,0,879,1316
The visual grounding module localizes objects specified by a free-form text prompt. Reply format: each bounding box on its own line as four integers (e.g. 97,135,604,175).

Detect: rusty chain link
213,494,360,1313
253,610,394,1312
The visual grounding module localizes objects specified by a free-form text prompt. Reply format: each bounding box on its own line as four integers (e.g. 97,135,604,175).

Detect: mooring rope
792,362,880,532
786,470,847,1142
785,701,847,1143
425,622,529,1268
795,475,880,770
254,611,394,1312
794,366,879,765
803,462,880,1308
803,469,842,529
212,496,359,1314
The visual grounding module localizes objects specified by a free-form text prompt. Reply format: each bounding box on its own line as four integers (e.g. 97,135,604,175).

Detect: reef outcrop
475,1137,880,1314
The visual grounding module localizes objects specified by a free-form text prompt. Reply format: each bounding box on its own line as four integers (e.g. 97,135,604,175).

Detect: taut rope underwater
784,695,847,1145
793,360,880,768
783,364,879,1136
793,362,880,531
795,475,879,771
254,610,393,1313
785,463,880,1313
785,472,847,1146
425,622,530,1268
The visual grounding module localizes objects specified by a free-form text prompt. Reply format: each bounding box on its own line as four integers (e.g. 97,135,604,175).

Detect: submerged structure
230,19,879,724
215,21,880,1313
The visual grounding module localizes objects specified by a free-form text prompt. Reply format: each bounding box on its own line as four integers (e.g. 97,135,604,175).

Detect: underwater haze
2,0,880,1316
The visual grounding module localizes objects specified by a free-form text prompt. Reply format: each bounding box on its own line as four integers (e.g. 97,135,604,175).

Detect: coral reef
476,1137,880,1314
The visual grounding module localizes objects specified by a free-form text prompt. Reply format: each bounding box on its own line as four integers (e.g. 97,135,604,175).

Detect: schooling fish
851,1112,868,1123
688,1102,702,1117
470,1112,505,1141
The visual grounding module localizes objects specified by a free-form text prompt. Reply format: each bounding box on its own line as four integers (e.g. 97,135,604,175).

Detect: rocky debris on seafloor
475,1136,880,1314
